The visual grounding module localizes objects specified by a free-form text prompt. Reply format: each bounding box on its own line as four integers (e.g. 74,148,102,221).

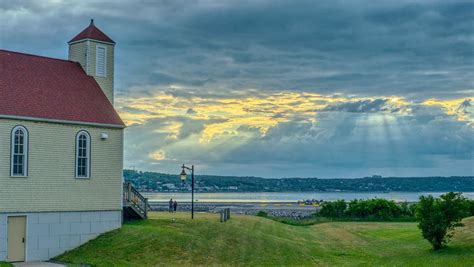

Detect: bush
319,198,416,221
319,200,347,217
257,211,268,217
468,200,474,216
416,192,470,250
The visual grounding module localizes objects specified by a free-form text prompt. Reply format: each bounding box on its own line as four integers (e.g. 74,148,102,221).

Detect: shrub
319,198,415,221
257,211,268,217
468,199,474,216
416,192,469,250
319,200,347,217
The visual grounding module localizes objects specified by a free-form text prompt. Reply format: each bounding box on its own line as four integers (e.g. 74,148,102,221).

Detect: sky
1,0,473,178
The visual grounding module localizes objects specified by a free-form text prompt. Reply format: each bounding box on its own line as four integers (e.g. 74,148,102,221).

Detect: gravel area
150,202,319,219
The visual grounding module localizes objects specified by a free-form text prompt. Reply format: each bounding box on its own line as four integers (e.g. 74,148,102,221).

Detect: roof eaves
68,38,116,45
0,114,126,129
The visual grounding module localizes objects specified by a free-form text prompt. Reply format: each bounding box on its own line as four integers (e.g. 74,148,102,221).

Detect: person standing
173,200,178,212
169,198,173,213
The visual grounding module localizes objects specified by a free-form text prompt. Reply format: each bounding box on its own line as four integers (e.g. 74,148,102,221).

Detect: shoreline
149,201,320,218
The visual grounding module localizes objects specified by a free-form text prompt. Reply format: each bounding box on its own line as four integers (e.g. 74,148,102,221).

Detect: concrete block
100,211,121,222
81,211,100,222
28,249,50,261
0,224,6,239
38,213,60,224
29,223,50,236
80,234,98,243
59,235,70,248
49,248,65,258
69,235,81,248
27,236,38,250
0,238,6,252
38,235,59,249
50,223,70,236
90,221,108,234
60,212,81,223
70,222,90,234
28,213,39,224
109,221,121,230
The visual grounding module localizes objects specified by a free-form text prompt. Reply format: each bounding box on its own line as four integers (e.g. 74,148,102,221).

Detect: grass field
56,212,474,266
0,262,13,267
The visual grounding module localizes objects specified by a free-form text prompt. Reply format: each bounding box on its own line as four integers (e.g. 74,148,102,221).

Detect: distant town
124,170,474,193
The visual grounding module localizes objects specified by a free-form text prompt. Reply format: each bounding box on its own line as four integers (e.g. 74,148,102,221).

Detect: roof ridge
0,49,75,64
68,22,115,44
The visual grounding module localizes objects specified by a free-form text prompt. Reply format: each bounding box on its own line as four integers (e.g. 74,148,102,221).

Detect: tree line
124,169,474,192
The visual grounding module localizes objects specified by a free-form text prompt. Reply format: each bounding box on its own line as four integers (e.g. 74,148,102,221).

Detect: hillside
124,170,474,192
56,213,474,266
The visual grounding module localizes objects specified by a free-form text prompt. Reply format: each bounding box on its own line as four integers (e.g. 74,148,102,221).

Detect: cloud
119,86,473,176
2,1,473,176
321,99,405,113
1,0,473,99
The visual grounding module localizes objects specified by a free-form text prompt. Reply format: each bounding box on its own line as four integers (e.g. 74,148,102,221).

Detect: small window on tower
96,45,106,77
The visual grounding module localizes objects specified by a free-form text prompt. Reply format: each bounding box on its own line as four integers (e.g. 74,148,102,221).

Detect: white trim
6,214,28,262
86,40,90,74
68,38,115,46
10,126,28,177
95,45,107,77
75,131,91,179
0,115,125,129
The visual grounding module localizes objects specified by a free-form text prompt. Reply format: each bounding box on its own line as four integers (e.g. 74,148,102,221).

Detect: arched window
76,131,91,178
11,126,28,177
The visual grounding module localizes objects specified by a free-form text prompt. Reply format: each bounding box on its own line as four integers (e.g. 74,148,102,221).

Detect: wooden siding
68,42,88,70
69,40,115,104
0,118,123,212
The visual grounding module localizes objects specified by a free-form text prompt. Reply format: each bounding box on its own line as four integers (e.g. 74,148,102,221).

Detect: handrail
123,182,149,218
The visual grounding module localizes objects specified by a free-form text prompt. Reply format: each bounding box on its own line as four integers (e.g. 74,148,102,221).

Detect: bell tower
68,19,116,104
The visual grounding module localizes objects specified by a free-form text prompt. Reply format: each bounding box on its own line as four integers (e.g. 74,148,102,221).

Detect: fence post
144,198,148,218
127,183,132,202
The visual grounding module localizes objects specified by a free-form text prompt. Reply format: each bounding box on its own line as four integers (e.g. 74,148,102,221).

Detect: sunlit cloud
423,98,473,124
116,89,415,143
149,150,166,161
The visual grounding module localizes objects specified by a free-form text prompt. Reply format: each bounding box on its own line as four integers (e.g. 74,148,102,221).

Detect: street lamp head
180,167,187,181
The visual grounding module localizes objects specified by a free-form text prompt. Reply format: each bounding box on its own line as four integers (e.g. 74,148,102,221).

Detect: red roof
0,50,124,127
69,20,115,44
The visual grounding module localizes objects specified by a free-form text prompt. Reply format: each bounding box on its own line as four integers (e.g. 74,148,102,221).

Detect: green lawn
0,262,13,267
56,212,474,266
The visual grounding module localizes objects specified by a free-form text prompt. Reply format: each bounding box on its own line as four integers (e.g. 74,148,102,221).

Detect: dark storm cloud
1,1,473,177
1,0,472,99
322,99,398,113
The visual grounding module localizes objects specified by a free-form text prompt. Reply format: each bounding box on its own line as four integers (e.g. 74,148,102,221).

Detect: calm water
142,191,474,203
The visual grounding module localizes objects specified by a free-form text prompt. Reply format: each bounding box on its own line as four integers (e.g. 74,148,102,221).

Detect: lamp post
180,164,195,219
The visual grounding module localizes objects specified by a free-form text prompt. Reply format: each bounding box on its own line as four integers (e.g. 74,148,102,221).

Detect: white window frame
75,130,91,179
10,125,28,177
95,45,107,77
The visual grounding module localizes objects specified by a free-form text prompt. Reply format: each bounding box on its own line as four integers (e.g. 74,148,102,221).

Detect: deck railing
123,182,149,218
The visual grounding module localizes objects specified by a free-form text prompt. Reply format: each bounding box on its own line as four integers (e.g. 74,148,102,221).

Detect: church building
0,20,125,262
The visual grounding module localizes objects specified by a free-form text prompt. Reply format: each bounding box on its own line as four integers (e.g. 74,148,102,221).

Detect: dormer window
96,45,106,77
11,125,28,177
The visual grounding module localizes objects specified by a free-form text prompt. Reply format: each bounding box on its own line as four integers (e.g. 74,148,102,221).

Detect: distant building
0,20,125,262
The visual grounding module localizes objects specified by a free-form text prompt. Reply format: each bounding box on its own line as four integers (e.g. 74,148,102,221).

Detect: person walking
169,198,173,213
173,200,178,212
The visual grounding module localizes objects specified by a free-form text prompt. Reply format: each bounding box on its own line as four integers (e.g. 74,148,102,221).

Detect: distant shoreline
142,190,474,194
143,191,474,204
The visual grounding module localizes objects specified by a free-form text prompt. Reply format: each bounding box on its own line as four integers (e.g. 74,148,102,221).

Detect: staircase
123,182,150,220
